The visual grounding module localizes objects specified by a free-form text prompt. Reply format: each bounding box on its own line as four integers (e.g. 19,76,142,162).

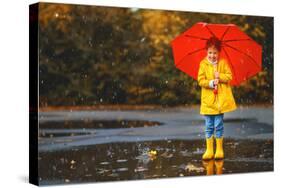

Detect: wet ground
38,139,273,185
37,106,273,186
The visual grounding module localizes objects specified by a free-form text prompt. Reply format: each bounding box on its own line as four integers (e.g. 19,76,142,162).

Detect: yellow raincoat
198,58,237,115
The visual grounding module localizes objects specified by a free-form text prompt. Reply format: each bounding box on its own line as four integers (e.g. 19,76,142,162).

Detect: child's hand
215,71,220,79
214,79,219,85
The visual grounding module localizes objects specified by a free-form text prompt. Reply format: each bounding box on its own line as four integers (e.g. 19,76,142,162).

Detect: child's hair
206,37,222,51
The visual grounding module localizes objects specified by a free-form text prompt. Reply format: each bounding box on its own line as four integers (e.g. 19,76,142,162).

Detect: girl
197,37,237,160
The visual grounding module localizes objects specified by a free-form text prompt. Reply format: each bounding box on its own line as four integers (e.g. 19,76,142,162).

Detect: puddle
40,119,163,129
39,119,163,139
38,139,273,185
186,118,258,125
39,132,93,138
223,118,257,123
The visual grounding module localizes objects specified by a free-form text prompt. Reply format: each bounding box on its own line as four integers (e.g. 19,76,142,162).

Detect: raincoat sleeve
197,62,210,88
219,60,233,83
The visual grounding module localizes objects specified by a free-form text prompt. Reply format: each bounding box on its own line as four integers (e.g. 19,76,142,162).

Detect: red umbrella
171,22,262,86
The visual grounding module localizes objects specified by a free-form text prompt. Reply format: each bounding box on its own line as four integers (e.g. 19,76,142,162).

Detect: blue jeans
204,114,224,138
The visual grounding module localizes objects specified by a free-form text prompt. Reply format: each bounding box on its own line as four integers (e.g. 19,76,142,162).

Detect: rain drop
140,37,146,42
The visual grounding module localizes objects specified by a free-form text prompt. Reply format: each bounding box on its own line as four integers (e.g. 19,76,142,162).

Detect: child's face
207,45,219,63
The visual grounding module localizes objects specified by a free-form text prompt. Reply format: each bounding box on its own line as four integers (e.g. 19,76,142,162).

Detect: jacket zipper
214,64,221,113
217,86,221,113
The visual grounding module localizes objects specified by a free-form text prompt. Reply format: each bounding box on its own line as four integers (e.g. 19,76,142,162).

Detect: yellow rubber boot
215,137,224,159
202,136,214,160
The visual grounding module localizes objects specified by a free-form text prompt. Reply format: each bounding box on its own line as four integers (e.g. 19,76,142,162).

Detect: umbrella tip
200,22,208,26
197,22,207,26
227,23,236,27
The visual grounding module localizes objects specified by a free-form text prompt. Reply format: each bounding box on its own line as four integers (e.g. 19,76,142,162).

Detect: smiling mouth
208,57,216,62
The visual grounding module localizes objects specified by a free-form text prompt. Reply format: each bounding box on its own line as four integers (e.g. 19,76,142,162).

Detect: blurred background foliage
37,3,273,107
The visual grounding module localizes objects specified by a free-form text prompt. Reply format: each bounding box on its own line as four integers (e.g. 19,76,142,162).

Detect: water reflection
202,160,224,175
38,139,273,185
40,119,163,129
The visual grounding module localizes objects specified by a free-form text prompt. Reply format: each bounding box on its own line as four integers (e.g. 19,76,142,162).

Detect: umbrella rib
222,48,239,85
220,26,231,40
187,47,206,55
223,38,251,43
184,34,209,40
223,43,261,70
175,47,206,67
205,25,216,38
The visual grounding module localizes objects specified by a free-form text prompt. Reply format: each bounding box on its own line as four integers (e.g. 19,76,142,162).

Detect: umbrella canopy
171,22,262,86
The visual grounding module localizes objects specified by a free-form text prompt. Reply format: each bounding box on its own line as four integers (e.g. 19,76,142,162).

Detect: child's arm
219,60,233,84
198,63,213,88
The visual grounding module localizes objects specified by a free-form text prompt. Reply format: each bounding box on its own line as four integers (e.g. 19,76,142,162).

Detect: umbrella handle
214,84,218,95
214,66,219,95
213,86,218,104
